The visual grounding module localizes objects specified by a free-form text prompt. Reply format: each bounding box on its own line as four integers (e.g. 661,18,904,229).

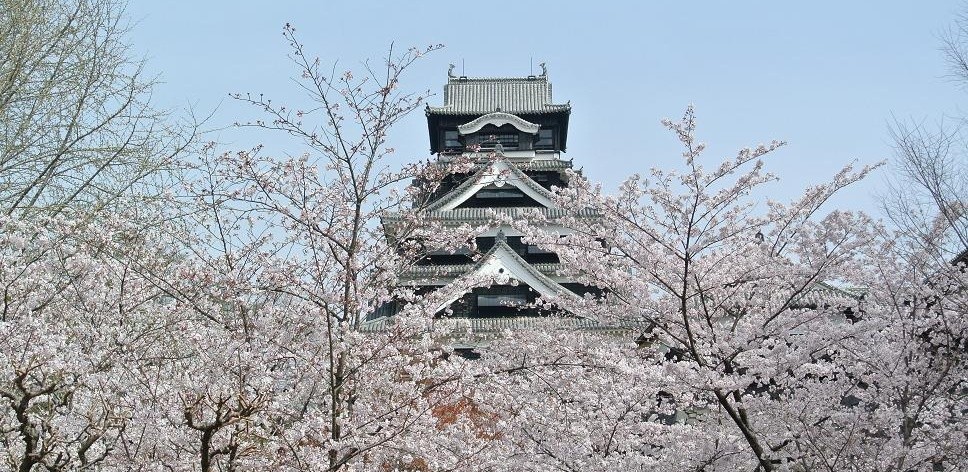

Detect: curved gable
425,157,557,211
435,233,579,312
458,112,541,135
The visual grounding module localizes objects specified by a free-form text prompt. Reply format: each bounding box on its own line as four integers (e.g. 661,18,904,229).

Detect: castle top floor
425,67,571,156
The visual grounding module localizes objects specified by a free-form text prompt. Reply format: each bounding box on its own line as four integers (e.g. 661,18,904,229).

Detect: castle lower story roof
383,207,601,226
358,315,644,341
400,262,567,282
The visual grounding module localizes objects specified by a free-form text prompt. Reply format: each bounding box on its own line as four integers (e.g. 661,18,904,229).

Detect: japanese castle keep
373,67,604,332
365,68,861,343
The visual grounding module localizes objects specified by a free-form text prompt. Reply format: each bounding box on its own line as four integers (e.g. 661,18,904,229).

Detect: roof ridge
447,76,549,83
426,73,570,116
358,315,649,333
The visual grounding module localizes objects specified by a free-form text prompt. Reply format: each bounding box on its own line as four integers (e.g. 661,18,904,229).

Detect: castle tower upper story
425,66,571,159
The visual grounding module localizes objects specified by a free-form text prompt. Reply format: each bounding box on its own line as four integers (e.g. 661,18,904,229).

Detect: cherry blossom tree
141,25,488,471
0,209,194,470
469,328,727,471
0,11,482,470
0,1,196,469
514,107,896,470
4,5,963,469
788,234,967,471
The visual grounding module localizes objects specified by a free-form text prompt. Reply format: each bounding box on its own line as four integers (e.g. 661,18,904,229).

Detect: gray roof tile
400,263,566,280
427,76,571,116
794,282,865,308
431,158,573,172
383,207,601,224
359,315,645,335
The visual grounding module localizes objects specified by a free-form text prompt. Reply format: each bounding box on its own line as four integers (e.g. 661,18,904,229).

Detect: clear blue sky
127,1,965,213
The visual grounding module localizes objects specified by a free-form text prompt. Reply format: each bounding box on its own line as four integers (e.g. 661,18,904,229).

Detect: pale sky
127,1,966,214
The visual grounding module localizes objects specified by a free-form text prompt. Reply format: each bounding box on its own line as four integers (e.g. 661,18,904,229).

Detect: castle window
458,186,541,208
443,130,461,150
477,293,526,307
536,129,554,148
427,247,472,256
478,133,519,149
526,244,556,255
476,188,525,199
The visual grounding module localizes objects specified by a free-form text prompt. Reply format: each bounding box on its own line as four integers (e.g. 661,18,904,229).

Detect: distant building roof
792,281,866,309
954,248,968,267
426,74,571,116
